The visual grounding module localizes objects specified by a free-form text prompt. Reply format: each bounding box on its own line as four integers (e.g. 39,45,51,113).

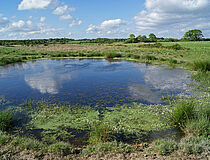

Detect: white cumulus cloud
69,19,82,27
11,20,25,28
59,14,73,20
40,16,46,22
86,19,129,36
134,0,210,37
0,14,10,27
0,17,63,39
18,0,57,10
53,5,75,15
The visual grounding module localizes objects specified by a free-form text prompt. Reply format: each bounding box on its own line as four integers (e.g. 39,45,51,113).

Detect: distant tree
139,35,148,42
136,35,141,41
183,29,203,41
149,33,157,42
130,34,135,39
126,34,138,43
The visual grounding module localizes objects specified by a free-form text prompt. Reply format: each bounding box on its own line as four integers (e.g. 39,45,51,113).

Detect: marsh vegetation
0,41,209,159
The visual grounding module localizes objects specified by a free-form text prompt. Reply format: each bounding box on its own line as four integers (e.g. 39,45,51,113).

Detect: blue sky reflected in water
0,59,192,107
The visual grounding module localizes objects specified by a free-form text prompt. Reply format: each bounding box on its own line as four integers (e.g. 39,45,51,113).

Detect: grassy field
0,41,209,159
1,41,210,70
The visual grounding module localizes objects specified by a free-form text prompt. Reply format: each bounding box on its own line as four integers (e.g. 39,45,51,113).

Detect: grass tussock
169,99,195,128
169,99,209,137
192,60,210,72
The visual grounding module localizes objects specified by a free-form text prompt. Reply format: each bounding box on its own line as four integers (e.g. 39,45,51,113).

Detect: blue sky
0,0,210,39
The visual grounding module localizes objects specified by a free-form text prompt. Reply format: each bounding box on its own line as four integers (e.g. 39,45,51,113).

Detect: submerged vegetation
0,40,209,159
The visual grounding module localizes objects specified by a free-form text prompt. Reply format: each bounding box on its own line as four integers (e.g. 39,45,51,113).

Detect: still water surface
0,59,191,107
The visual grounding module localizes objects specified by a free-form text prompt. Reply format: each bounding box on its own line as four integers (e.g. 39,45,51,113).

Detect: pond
0,59,192,108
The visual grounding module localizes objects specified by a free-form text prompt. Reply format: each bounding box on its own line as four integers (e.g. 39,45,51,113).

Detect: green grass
168,98,209,137
169,99,195,128
1,42,210,72
48,141,73,156
0,131,11,145
192,60,210,72
0,42,209,157
179,136,210,155
0,110,14,131
151,139,178,155
150,136,210,156
82,141,135,155
11,136,44,151
89,123,113,144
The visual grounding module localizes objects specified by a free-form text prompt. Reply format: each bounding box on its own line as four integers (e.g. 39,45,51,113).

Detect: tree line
0,29,209,46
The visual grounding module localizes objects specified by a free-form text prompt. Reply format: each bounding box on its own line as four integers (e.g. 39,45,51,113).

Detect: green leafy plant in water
102,103,169,136
28,104,100,130
41,129,75,144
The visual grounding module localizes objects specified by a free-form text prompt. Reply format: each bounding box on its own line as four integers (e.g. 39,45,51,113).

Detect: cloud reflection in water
128,64,191,103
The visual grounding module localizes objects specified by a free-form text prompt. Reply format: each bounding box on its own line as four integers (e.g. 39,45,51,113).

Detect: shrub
106,53,121,59
0,56,23,65
133,55,140,59
0,110,14,131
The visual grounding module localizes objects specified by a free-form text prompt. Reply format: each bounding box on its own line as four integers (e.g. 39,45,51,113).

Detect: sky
0,0,210,40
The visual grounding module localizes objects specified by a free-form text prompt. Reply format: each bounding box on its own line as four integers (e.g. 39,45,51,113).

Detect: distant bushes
139,43,183,50
0,56,23,65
